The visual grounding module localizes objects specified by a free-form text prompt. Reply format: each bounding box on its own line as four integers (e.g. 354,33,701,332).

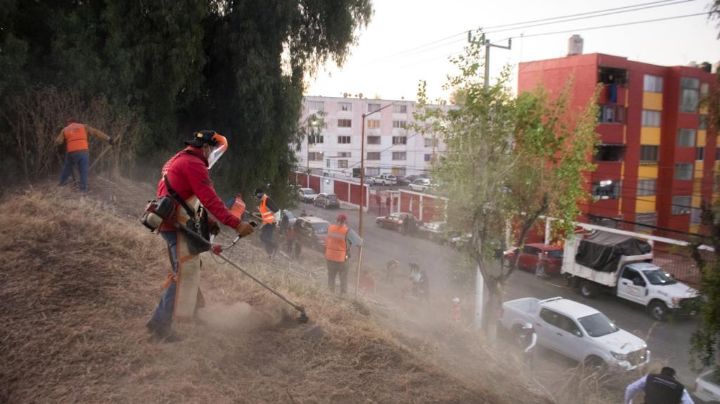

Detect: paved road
295,203,700,386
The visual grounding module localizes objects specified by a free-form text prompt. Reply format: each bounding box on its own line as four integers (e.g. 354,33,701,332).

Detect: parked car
409,178,431,192
447,232,472,250
417,221,448,243
294,216,330,252
694,368,720,403
369,173,397,186
504,243,564,275
375,212,419,234
395,176,411,186
500,296,650,372
314,193,340,209
298,187,318,203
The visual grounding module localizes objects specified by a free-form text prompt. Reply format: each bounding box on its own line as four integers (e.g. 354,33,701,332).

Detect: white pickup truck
499,297,650,371
562,231,700,321
369,173,397,186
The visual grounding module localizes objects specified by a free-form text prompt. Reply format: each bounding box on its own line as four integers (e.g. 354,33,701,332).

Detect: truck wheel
579,280,597,298
648,301,669,321
583,356,607,372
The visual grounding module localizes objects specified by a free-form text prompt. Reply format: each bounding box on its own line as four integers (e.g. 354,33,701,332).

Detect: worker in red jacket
146,130,255,342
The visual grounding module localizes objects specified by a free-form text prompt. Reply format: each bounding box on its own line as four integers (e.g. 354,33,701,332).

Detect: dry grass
0,184,556,403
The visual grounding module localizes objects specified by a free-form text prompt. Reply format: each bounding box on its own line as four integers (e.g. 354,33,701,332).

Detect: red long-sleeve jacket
156,147,240,232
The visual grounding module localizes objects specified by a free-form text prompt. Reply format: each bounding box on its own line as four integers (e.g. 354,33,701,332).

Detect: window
598,67,627,85
338,152,351,158
307,101,324,111
392,152,406,160
701,82,709,98
634,213,657,231
640,145,659,163
691,207,703,224
592,180,620,200
392,167,407,176
675,163,693,180
393,104,408,113
696,147,705,161
393,120,407,129
424,154,432,162
308,134,324,144
680,77,700,113
367,136,381,145
368,103,381,112
599,105,626,123
424,138,438,148
677,129,696,147
367,119,380,129
643,75,664,93
308,152,324,161
338,160,348,168
337,136,351,144
637,179,656,196
539,308,561,327
392,136,407,145
595,144,625,162
339,102,352,111
366,152,380,160
366,167,380,176
326,159,330,168
337,119,352,128
672,195,691,215
699,115,708,130
641,110,661,127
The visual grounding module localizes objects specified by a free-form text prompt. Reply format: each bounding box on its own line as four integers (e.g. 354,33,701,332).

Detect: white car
409,178,431,192
694,369,720,403
369,174,397,186
500,296,650,371
297,187,318,203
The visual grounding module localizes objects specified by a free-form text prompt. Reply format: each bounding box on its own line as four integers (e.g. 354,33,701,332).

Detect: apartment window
634,213,657,231
338,152,351,158
643,75,664,93
637,179,656,196
338,160,348,168
366,167,380,176
393,167,407,176
393,104,408,113
592,180,620,200
696,147,705,161
424,154,432,162
599,105,626,123
339,102,352,111
308,152,324,161
308,134,324,144
392,136,407,145
675,163,693,180
677,129,696,147
595,144,625,162
424,138,439,148
392,152,406,160
672,195,691,215
367,119,380,129
691,207,703,224
368,103,381,113
393,120,407,129
367,136,381,145
337,136,351,144
326,159,330,168
680,77,700,113
701,82,709,98
640,145,659,163
699,115,708,130
366,152,380,160
337,119,352,128
307,101,324,111
641,110,661,127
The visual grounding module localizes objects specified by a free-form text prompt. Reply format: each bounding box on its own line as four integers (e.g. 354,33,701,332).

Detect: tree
415,32,598,331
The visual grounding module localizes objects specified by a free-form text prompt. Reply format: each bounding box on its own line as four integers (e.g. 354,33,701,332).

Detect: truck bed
561,236,652,288
500,297,539,330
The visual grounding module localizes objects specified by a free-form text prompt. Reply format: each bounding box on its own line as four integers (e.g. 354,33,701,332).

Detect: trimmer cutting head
297,308,309,324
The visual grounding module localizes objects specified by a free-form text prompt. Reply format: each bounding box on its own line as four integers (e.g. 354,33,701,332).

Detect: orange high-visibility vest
259,195,275,224
63,123,89,152
325,224,348,262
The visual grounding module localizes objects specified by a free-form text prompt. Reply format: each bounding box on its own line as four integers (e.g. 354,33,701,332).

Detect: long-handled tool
176,223,309,323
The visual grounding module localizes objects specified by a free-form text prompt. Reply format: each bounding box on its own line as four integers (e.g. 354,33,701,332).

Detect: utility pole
483,36,512,89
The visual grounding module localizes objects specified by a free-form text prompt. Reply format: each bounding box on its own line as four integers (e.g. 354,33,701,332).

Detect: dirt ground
0,177,559,403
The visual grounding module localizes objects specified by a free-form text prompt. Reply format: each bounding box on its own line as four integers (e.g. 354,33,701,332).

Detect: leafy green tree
415,32,598,330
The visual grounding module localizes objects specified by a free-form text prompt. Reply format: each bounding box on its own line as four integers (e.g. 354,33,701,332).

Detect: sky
306,0,720,102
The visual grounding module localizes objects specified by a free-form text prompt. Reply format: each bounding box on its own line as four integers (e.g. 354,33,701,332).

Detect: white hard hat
452,297,460,304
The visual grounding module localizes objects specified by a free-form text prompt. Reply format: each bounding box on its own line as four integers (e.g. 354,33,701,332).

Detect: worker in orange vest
255,188,279,259
54,119,114,192
325,213,361,294
451,297,462,322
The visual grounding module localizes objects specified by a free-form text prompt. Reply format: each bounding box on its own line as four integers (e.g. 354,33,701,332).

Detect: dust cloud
196,302,272,332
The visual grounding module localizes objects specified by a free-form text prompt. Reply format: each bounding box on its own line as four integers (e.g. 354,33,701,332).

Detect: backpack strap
163,175,197,219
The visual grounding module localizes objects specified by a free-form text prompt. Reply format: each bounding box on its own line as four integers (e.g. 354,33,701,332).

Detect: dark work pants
327,260,348,294
261,224,277,257
59,150,89,192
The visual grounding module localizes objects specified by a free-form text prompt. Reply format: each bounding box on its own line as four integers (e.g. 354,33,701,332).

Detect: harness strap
163,175,196,219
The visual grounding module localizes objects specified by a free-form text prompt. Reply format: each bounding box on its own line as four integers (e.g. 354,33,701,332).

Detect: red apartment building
519,52,716,236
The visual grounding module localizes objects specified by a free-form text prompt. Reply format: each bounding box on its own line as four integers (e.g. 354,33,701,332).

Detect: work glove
211,244,223,255
236,221,255,238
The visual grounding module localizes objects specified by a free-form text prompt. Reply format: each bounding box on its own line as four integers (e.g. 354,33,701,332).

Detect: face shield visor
206,133,228,170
